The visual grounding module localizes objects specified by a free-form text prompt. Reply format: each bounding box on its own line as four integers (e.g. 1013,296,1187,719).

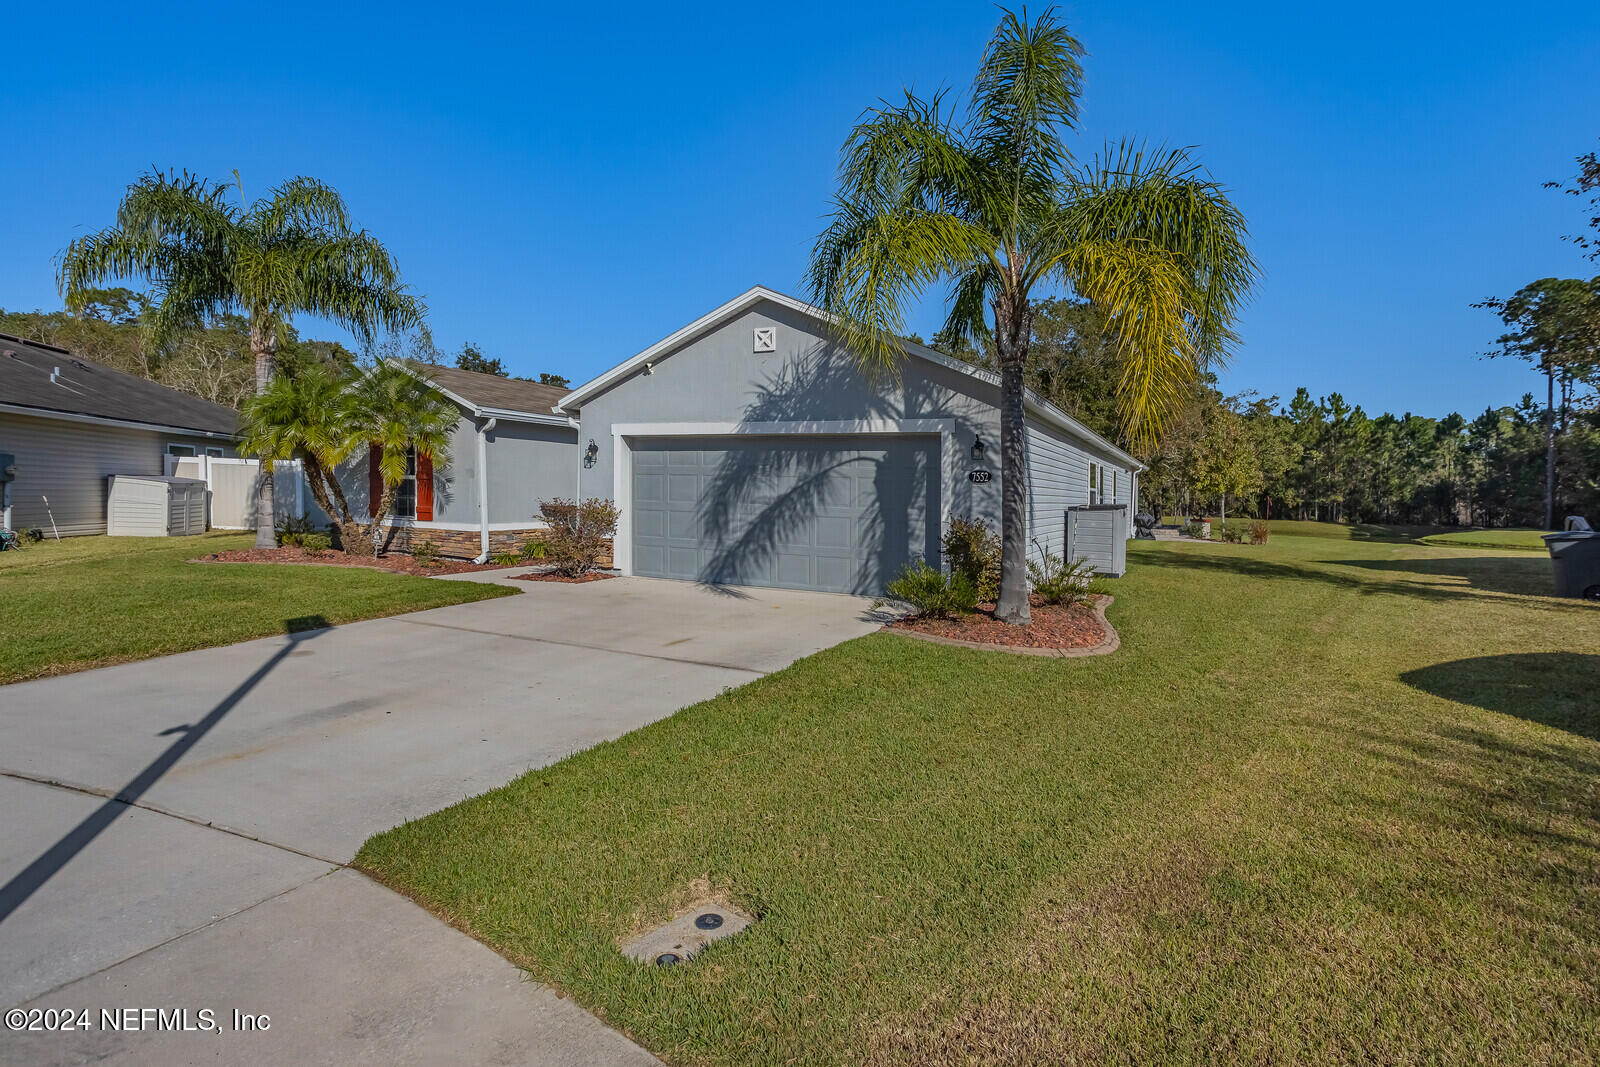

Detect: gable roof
558,286,1144,470
0,333,239,437
405,362,570,424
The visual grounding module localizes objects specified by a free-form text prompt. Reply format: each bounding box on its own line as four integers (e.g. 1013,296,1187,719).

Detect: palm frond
1052,238,1197,454
1063,142,1256,365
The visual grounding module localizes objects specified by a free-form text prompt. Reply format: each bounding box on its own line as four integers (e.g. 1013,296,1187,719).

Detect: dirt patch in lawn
509,570,617,584
194,547,508,577
887,594,1112,655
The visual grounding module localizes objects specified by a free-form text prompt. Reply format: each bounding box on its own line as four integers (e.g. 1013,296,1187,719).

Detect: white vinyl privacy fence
164,454,330,530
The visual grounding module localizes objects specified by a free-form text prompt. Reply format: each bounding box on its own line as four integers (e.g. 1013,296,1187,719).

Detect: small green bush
886,561,978,618
1028,550,1095,606
491,552,521,567
1249,519,1270,545
300,533,332,555
1220,519,1247,544
275,515,317,547
1184,520,1208,539
518,539,548,561
411,539,441,566
943,516,1001,602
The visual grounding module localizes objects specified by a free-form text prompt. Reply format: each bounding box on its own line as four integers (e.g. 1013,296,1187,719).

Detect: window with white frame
1088,463,1100,504
166,443,196,457
393,446,418,518
204,446,224,458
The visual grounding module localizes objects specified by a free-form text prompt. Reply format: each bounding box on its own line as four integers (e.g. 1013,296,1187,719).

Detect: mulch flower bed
887,594,1108,650
509,570,617,584
194,547,510,577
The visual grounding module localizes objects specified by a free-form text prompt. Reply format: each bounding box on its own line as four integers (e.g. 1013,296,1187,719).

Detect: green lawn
0,533,512,684
358,525,1600,1065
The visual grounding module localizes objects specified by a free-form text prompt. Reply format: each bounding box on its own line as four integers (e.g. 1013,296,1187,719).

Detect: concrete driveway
0,575,884,1065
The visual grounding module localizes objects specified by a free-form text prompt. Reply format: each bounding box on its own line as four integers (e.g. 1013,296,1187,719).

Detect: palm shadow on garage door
631,435,939,595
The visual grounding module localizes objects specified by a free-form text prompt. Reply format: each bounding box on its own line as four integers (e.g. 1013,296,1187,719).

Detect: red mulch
509,570,617,584
888,594,1106,649
193,547,510,576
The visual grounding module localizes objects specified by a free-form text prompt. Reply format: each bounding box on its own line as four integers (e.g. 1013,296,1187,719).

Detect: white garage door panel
630,435,940,594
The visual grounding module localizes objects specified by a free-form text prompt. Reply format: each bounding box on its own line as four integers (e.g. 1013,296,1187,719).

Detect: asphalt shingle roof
413,363,567,416
0,333,239,436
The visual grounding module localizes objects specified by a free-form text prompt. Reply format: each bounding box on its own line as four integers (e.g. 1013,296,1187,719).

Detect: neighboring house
0,334,240,536
558,286,1142,595
347,363,579,559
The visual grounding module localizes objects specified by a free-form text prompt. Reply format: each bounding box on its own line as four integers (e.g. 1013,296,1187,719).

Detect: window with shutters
394,447,417,519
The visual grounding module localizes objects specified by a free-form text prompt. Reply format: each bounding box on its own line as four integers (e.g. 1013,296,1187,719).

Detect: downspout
473,416,497,563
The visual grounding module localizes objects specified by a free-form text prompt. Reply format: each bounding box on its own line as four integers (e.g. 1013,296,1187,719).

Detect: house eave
0,402,239,440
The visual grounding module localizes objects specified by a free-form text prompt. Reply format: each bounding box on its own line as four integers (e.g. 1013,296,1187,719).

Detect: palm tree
238,364,365,551
354,361,457,553
809,8,1254,623
59,171,424,547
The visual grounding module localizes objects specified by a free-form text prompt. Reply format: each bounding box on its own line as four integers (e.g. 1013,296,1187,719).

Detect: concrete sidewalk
0,577,884,1065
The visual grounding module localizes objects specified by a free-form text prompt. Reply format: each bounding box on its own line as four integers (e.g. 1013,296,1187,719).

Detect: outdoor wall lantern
971,436,987,462
584,438,599,468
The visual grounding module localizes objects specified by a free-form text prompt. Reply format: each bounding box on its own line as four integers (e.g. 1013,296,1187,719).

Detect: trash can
1544,517,1600,600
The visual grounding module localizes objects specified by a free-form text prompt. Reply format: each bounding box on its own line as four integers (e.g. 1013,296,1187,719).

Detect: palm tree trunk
992,293,1033,625
251,323,277,549
1544,360,1556,530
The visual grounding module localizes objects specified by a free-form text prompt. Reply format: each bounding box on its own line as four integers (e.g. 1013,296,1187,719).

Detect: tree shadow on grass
1400,653,1600,741
1318,555,1555,597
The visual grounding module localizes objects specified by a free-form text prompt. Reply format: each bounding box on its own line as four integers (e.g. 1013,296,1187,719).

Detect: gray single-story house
0,333,241,536
554,286,1142,594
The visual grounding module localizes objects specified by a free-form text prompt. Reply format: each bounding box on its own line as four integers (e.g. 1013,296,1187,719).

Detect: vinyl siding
1026,420,1133,563
0,411,234,536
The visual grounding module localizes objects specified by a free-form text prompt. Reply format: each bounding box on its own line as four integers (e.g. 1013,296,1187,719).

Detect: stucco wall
0,411,236,536
485,421,579,523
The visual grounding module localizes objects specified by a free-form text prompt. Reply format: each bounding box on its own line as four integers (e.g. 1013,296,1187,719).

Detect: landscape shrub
300,533,332,555
492,552,521,567
943,516,1001,602
275,514,317,547
1249,519,1270,545
518,539,548,561
411,539,440,566
1028,550,1095,606
1184,520,1208,539
886,560,979,618
538,497,620,577
1220,520,1247,544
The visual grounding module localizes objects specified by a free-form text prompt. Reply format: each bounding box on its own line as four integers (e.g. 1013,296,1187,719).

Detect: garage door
630,436,940,594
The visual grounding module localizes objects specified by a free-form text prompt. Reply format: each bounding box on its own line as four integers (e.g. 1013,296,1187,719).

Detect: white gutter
473,417,497,563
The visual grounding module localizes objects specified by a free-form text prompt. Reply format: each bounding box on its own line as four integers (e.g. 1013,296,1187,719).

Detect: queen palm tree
809,8,1254,623
59,171,424,547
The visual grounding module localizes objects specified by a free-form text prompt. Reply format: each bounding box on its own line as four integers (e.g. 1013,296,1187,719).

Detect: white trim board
558,285,1143,471
608,419,955,577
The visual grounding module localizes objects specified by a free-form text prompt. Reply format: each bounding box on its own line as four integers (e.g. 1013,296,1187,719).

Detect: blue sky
4,2,1598,418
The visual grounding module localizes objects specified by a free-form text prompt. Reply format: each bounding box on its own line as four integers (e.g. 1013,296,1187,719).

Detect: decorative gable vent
752,327,776,353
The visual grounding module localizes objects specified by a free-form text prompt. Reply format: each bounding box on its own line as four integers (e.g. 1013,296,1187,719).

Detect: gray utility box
107,475,208,537
1066,504,1128,577
1544,518,1600,600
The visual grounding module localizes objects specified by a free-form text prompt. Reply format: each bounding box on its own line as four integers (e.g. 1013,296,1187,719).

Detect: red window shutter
368,444,382,517
416,451,434,521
